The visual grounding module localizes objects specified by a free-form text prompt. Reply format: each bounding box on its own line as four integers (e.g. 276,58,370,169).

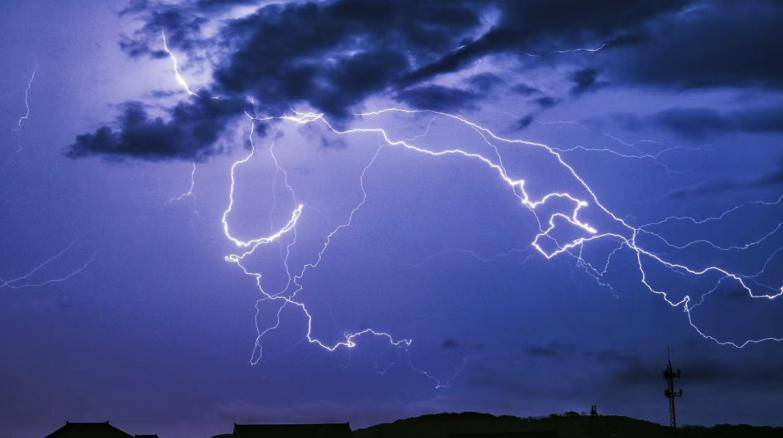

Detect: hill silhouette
353,412,783,438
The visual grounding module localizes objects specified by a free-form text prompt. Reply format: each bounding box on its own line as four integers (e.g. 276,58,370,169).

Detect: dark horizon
39,410,783,438
2,1,783,437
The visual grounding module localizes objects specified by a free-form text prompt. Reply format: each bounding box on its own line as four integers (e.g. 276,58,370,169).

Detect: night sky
2,1,783,437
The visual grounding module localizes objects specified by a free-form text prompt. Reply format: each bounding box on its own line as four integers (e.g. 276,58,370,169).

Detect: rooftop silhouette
46,422,133,438
41,413,783,438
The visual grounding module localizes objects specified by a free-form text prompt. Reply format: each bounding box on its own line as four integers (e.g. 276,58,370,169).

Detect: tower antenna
663,347,683,428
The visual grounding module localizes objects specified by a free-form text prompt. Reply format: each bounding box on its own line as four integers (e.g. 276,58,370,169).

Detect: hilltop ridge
354,411,783,438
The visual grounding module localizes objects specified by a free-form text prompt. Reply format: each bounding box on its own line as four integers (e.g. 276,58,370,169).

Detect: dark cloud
441,339,460,349
524,341,573,358
584,349,638,364
515,115,535,130
688,359,783,389
511,84,541,97
654,107,783,139
610,0,783,90
464,363,541,395
603,30,650,49
85,0,488,160
609,353,783,390
525,346,560,358
119,2,209,58
465,73,505,93
401,0,689,86
67,96,244,161
569,68,607,96
511,94,560,131
440,339,485,350
212,0,483,118
532,96,558,109
76,0,783,161
146,89,184,99
396,85,478,112
668,159,783,198
652,108,738,140
614,106,783,140
194,0,261,11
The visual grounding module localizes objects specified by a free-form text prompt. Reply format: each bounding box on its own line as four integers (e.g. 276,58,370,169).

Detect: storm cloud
68,96,244,161
609,0,783,90
68,0,783,160
613,106,783,140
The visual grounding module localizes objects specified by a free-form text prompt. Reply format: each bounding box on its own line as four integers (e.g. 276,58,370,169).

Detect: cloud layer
68,0,783,160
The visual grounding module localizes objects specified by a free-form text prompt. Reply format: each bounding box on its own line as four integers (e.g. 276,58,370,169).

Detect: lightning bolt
161,31,199,97
1,239,97,290
167,160,197,203
6,64,39,156
524,43,607,58
637,195,783,258
15,64,37,132
222,115,411,360
554,43,607,54
551,143,703,174
2,65,97,291
147,25,782,382
410,247,532,268
217,106,783,375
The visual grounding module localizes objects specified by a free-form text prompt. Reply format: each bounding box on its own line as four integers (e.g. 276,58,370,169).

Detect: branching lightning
222,116,410,356
215,106,783,374
0,239,97,290
551,143,701,174
150,30,782,384
2,66,96,292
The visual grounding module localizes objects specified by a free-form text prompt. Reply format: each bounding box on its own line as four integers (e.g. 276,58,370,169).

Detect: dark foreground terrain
354,412,783,438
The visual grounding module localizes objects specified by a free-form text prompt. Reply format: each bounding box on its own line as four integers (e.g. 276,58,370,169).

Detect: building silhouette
214,423,354,438
46,421,157,438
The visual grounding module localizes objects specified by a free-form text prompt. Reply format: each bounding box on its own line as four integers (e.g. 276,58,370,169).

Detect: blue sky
1,1,783,437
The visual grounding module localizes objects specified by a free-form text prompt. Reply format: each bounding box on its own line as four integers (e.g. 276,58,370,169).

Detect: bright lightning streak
167,160,197,203
218,106,783,368
7,64,39,155
223,115,413,367
161,31,199,97
555,43,606,54
221,119,304,252
525,43,607,57
15,64,37,132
